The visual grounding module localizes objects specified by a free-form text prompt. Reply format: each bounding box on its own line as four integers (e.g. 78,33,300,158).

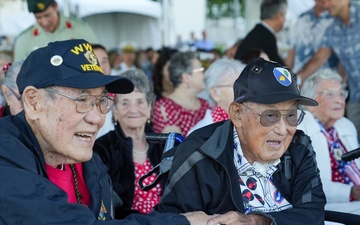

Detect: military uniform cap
119,41,137,53
27,0,55,13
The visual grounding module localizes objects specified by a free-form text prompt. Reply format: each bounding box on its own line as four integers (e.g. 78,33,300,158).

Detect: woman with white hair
187,58,245,136
298,68,360,215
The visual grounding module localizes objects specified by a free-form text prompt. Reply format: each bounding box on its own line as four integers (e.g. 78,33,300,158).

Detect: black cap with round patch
233,58,318,106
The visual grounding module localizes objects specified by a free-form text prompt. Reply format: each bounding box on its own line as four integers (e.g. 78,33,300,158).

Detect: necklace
133,144,149,155
69,164,83,204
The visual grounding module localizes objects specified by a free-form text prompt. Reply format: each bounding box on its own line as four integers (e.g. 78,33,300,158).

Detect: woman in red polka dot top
152,51,211,137
94,70,165,219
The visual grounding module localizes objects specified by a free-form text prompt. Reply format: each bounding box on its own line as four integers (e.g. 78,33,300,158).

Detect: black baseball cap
27,0,55,13
17,39,134,94
234,58,318,106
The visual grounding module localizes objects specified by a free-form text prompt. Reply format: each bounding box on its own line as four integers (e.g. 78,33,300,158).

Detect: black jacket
0,112,189,225
235,23,285,65
158,120,326,225
93,123,164,219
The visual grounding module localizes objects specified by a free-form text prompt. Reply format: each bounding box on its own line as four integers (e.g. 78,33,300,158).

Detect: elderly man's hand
207,211,273,225
183,211,217,225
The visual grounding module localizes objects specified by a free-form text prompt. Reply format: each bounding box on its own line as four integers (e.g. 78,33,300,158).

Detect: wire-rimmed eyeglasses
192,67,205,74
4,86,21,100
47,89,114,114
318,89,348,100
241,103,305,127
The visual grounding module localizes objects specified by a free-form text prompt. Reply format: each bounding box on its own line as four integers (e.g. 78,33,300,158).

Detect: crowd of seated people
2,0,360,224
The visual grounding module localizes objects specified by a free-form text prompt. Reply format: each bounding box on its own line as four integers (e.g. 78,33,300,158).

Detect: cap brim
246,93,318,106
53,73,134,94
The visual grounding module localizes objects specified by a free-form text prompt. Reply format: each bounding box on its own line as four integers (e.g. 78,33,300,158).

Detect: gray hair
300,68,345,107
198,59,246,107
3,60,24,91
168,51,197,88
117,69,155,107
260,0,287,20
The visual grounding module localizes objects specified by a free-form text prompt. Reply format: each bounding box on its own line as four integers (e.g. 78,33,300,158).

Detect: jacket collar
200,120,233,159
13,111,47,175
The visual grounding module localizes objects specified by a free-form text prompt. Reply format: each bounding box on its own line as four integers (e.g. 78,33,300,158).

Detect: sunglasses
241,103,305,127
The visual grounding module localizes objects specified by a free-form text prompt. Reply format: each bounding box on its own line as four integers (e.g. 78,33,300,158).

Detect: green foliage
151,0,245,19
207,0,245,19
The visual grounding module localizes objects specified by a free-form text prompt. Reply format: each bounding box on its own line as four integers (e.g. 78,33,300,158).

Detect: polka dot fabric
132,159,162,214
152,97,210,137
211,105,229,122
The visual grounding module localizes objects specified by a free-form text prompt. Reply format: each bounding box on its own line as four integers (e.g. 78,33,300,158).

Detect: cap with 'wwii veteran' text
233,57,318,106
17,39,134,94
27,0,55,13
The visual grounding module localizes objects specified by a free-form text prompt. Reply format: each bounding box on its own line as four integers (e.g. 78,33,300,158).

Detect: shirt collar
261,21,275,35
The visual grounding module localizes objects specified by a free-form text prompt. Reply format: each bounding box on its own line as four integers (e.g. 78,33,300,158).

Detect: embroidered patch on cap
36,2,45,11
273,67,292,86
50,55,63,66
69,42,103,73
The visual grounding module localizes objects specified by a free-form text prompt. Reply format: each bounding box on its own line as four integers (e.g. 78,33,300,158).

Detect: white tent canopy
65,0,162,51
68,0,161,19
0,12,35,37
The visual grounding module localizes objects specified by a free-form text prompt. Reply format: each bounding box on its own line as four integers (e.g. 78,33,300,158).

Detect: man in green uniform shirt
13,0,98,61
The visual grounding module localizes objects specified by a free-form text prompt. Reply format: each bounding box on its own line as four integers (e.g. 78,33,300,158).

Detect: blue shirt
288,7,337,73
195,39,215,51
321,1,360,103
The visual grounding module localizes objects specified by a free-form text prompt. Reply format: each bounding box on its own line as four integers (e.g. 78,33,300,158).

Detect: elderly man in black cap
13,0,98,61
0,39,212,225
158,58,326,225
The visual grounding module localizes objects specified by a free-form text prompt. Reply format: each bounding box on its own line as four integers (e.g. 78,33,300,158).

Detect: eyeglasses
5,86,21,100
318,89,348,99
192,67,205,73
213,84,233,89
47,89,114,114
241,103,305,127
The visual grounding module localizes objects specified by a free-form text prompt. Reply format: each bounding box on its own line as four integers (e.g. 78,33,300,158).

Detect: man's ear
22,86,43,120
229,102,242,127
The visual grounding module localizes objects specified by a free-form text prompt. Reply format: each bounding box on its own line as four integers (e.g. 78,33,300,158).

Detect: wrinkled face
310,79,346,129
94,48,111,75
230,101,297,164
34,5,59,33
113,90,151,131
324,0,349,17
210,73,238,113
25,86,107,166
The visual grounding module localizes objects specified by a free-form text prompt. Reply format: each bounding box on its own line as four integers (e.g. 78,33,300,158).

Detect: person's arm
285,49,295,69
297,47,332,84
338,63,347,83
